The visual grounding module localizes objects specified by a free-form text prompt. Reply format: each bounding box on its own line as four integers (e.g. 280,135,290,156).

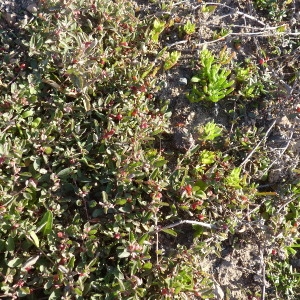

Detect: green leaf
67,256,75,269
161,228,177,237
143,262,153,270
57,167,73,178
6,236,15,252
37,210,53,235
138,233,149,245
7,258,23,268
83,94,91,111
153,159,168,167
29,231,40,247
164,51,181,70
58,265,69,274
118,250,130,258
31,117,41,128
191,76,201,83
17,287,31,296
22,255,40,269
49,290,62,300
22,110,34,118
74,288,83,296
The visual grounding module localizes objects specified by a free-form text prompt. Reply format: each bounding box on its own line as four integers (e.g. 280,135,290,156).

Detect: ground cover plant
0,0,299,299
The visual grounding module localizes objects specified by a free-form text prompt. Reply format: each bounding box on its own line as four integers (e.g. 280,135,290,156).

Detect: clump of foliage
187,47,235,103
0,0,299,299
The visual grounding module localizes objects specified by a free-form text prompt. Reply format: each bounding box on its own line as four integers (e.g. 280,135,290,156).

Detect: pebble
27,4,37,13
179,77,187,85
2,12,17,24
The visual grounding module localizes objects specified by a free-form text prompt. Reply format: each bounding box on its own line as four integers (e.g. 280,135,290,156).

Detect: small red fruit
182,184,193,196
115,113,123,121
57,232,65,238
131,109,138,117
53,274,59,281
20,63,26,70
271,249,277,255
197,214,205,221
161,288,169,295
146,93,153,99
141,122,148,129
59,258,67,265
114,233,121,239
84,42,92,48
258,58,265,65
58,244,66,251
191,200,203,210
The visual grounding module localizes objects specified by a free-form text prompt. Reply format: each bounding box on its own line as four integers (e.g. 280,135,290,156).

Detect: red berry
58,244,66,251
53,274,59,281
115,113,123,121
131,109,138,117
20,63,26,70
84,42,92,48
161,288,169,295
114,233,121,239
258,58,265,65
138,85,147,93
141,122,148,129
182,184,193,196
57,232,64,238
146,93,153,99
59,258,67,265
191,200,203,210
197,214,205,220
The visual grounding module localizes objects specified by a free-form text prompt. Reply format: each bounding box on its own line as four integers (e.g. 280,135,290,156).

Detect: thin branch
261,124,295,177
277,195,298,214
193,2,266,26
166,40,188,48
154,212,159,265
157,219,218,232
260,244,266,300
240,119,276,168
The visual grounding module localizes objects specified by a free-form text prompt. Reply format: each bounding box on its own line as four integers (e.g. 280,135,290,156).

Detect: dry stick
260,243,266,300
193,2,266,26
154,212,159,265
168,27,299,48
247,198,269,218
157,220,217,232
195,30,299,47
240,119,277,168
277,195,298,214
261,122,295,178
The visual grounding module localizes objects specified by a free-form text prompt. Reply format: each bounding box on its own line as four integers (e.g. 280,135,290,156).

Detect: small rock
213,281,224,299
2,12,17,24
277,116,291,128
27,4,38,13
291,259,300,268
179,77,187,85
